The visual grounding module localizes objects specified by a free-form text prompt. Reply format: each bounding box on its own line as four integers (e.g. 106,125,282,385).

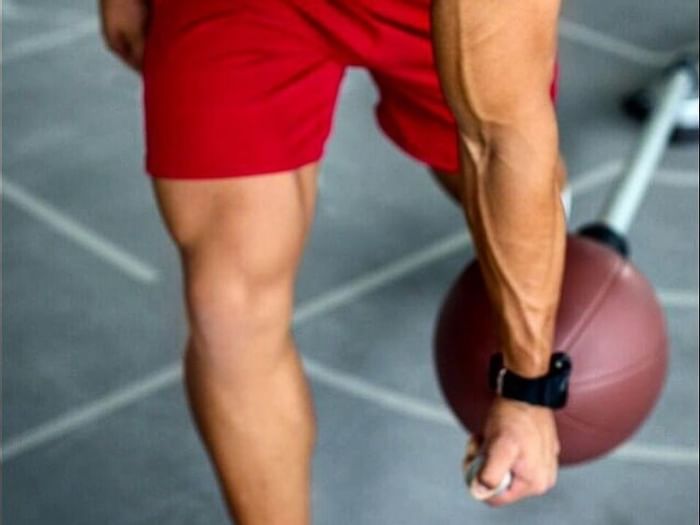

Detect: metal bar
600,64,696,235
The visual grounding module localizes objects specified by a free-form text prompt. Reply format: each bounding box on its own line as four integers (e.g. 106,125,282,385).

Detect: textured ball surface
434,235,668,464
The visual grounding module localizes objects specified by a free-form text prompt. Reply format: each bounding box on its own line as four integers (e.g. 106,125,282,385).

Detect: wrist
503,352,551,379
489,352,572,409
495,396,554,414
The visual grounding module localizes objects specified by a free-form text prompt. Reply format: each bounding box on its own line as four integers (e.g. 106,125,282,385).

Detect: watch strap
488,352,571,409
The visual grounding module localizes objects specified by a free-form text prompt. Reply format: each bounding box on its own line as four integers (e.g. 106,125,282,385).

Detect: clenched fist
468,397,560,506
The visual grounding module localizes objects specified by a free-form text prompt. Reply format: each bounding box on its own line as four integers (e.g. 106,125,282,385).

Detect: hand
99,0,149,71
467,397,560,506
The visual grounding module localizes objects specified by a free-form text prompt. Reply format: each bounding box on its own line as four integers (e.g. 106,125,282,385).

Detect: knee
185,268,293,363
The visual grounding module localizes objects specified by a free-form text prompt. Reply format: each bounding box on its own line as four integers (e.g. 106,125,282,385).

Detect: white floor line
657,289,700,309
1,365,181,462
2,159,695,464
1,18,99,65
303,358,457,426
3,179,159,284
293,232,471,324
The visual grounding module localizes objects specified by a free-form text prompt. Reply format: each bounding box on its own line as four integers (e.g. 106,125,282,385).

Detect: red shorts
144,0,558,179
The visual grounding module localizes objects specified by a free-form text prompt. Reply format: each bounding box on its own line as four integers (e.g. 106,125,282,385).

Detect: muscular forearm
461,112,566,378
432,0,566,378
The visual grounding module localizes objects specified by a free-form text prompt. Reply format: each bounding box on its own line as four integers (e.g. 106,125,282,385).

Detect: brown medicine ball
434,235,668,464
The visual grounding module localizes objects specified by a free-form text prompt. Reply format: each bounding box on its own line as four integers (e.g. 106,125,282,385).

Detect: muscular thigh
152,164,319,310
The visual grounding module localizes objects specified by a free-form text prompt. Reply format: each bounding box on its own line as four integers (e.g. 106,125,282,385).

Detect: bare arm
432,0,566,504
433,0,565,376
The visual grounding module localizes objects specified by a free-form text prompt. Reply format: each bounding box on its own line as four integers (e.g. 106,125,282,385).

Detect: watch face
551,352,572,372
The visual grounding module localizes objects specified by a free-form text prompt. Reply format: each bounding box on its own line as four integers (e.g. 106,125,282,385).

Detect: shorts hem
145,152,325,180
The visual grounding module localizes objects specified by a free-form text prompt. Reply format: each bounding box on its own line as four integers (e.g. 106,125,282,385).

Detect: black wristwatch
488,352,572,409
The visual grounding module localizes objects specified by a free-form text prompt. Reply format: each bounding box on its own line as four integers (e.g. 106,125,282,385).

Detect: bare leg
152,164,319,525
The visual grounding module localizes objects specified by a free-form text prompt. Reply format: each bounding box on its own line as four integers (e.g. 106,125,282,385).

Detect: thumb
477,437,518,492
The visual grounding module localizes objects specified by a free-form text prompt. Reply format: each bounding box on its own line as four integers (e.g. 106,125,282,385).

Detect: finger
469,465,512,501
488,468,556,507
479,437,519,490
486,476,531,507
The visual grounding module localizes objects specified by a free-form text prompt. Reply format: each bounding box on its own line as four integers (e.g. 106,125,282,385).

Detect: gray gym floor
2,1,699,524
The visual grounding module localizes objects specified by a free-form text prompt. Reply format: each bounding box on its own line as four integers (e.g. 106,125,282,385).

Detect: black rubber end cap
578,223,629,258
622,57,700,145
623,91,700,144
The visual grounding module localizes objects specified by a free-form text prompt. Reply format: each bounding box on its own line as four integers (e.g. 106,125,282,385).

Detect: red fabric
144,0,559,179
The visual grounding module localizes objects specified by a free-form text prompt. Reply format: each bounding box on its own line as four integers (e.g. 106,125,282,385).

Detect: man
100,0,567,523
